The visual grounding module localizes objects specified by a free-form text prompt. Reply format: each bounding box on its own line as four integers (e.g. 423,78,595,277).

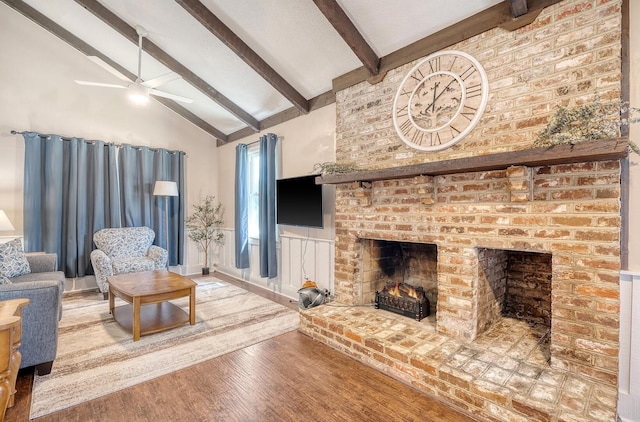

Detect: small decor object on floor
185,196,224,275
297,279,325,310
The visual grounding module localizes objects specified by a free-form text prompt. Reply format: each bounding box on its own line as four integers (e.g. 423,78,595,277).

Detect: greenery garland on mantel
533,97,640,154
313,162,361,176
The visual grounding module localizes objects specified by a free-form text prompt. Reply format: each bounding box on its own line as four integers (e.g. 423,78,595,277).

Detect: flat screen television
276,174,323,228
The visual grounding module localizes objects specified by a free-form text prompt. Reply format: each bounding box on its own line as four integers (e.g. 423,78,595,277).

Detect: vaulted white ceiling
4,0,542,144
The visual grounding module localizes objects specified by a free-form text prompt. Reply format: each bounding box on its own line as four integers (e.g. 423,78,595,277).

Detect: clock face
392,50,489,151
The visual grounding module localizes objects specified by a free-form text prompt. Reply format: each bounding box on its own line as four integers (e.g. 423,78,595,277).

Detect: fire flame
386,281,419,299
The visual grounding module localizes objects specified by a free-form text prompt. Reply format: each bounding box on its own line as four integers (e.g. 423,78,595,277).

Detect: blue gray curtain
259,133,278,278
118,145,185,266
23,132,119,277
234,144,249,269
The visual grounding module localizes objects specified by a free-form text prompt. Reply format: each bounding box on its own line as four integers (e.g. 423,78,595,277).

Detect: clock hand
432,78,458,106
431,82,439,113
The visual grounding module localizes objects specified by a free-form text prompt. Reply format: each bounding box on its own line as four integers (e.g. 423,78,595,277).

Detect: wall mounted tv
276,174,323,228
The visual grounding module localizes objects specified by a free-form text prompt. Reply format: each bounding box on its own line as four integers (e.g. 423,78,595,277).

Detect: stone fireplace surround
300,140,626,421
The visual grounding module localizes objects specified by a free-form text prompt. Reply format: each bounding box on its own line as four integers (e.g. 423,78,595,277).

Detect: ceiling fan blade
75,80,127,88
149,89,194,103
141,72,181,89
86,56,132,82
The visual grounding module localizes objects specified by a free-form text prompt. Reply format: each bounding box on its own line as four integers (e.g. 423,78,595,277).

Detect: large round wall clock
392,50,489,152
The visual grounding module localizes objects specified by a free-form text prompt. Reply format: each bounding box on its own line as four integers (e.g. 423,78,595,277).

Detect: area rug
30,277,300,418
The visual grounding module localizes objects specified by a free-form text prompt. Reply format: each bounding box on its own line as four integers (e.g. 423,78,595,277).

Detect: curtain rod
10,130,185,155
243,135,284,147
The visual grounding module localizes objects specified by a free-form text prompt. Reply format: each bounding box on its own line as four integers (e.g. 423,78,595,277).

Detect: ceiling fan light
128,84,149,104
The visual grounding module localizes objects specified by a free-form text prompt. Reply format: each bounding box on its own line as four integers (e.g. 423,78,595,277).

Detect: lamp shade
0,210,15,231
153,181,178,197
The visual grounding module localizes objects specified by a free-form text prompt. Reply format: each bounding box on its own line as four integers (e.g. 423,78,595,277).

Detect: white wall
0,4,219,284
629,1,640,272
215,103,337,298
619,3,640,420
216,103,337,240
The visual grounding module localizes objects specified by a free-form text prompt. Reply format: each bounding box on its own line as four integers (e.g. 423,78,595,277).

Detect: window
247,144,260,238
246,142,280,239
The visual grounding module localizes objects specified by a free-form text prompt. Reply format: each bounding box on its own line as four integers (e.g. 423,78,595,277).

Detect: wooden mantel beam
316,138,629,185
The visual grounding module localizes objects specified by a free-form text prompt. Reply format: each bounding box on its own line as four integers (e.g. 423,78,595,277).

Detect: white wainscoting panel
619,271,640,422
215,228,334,300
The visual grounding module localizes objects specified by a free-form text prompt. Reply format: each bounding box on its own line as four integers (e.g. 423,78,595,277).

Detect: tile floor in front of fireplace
300,305,617,421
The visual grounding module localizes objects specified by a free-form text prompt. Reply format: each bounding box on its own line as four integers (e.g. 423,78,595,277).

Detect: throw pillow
0,274,10,285
0,238,31,278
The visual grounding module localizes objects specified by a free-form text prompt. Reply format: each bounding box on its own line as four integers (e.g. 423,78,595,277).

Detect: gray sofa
0,253,64,375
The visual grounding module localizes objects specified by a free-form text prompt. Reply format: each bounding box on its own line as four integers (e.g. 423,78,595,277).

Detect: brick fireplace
300,152,624,420
299,1,626,419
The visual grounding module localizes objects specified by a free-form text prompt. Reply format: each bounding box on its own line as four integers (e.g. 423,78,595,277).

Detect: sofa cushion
0,239,31,278
111,257,155,275
93,227,155,259
11,270,65,285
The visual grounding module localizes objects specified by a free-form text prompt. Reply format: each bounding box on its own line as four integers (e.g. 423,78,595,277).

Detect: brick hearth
300,307,617,421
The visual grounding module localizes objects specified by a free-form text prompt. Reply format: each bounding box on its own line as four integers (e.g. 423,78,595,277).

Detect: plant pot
202,267,210,275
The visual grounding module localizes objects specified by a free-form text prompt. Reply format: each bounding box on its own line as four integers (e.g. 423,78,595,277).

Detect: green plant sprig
534,97,640,154
313,162,361,175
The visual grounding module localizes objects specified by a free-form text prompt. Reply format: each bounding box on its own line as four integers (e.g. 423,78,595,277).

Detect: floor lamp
153,181,178,269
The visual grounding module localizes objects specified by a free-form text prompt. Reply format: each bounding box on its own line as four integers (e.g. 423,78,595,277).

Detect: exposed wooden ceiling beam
312,0,380,76
73,0,260,133
509,0,529,18
176,0,310,114
333,0,564,92
1,0,227,141
223,90,335,146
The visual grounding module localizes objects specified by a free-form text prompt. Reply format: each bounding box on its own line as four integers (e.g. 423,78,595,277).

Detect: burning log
376,280,430,321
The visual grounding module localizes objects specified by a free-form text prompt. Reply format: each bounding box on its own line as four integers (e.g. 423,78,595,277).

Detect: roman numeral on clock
410,68,425,83
460,65,477,81
395,104,408,117
467,84,482,98
429,57,441,73
399,119,413,135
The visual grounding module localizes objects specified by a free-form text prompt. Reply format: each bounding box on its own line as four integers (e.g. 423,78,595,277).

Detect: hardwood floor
5,273,478,422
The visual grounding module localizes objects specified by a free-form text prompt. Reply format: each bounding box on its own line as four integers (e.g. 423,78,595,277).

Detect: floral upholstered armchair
90,226,168,299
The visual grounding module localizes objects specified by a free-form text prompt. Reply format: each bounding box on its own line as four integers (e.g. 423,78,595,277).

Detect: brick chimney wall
330,0,623,387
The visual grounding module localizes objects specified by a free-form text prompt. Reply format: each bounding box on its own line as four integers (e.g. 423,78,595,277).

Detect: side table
0,298,29,420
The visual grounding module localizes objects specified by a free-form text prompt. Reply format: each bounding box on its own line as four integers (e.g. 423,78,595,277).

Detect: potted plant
185,196,224,275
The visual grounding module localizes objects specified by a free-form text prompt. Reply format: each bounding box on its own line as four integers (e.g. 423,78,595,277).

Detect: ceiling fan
75,25,193,104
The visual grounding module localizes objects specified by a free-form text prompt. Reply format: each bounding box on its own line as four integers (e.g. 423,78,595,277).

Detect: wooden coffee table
108,270,196,341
